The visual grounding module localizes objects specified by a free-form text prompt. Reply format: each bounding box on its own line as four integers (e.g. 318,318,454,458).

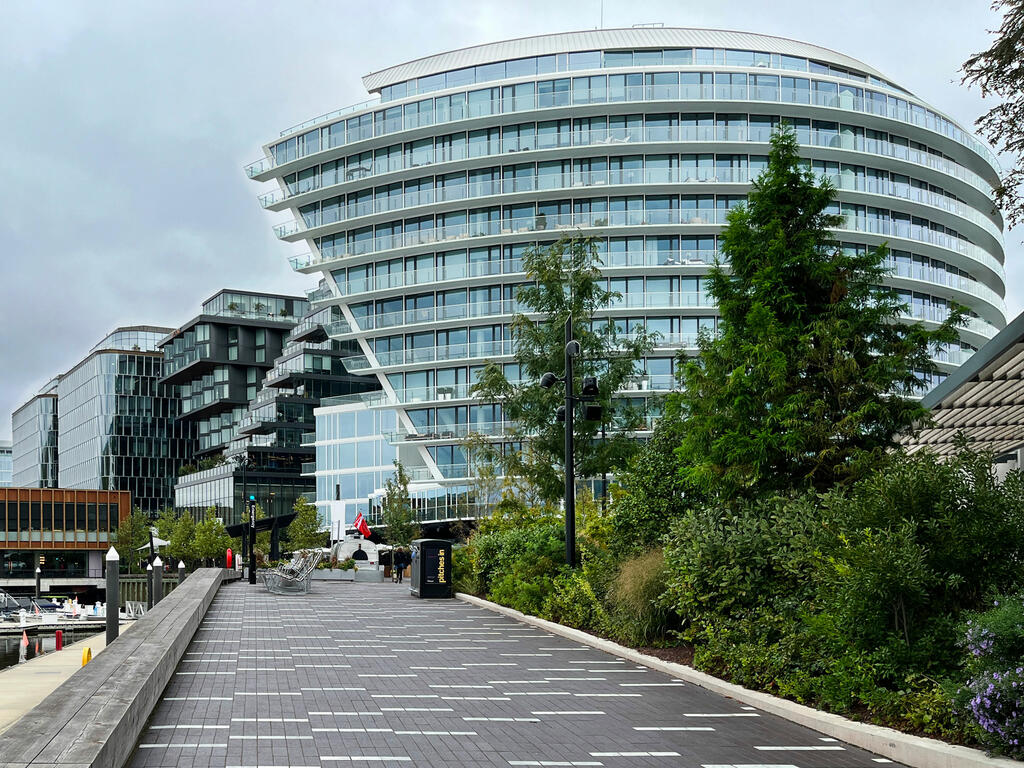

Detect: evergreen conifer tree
677,128,962,496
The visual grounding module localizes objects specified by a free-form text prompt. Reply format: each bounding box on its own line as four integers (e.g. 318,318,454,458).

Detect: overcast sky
0,0,1015,439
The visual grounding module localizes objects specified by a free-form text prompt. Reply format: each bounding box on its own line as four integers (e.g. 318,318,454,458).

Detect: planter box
312,570,355,581
354,569,384,583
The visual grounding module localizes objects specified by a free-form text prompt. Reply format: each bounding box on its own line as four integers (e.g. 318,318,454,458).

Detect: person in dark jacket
393,548,408,583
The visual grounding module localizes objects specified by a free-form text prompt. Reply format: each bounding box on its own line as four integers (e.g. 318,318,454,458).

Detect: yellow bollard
82,646,92,666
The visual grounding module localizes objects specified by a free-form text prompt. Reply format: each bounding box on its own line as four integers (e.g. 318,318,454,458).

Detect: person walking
394,548,407,584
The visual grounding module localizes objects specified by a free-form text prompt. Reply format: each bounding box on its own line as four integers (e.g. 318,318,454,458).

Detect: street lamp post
541,316,602,568
562,318,577,569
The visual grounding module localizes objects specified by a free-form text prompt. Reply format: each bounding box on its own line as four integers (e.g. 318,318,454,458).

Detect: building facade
56,327,193,512
0,488,130,584
168,298,376,522
11,329,193,511
0,440,12,488
247,28,1005,528
11,380,59,488
162,290,306,523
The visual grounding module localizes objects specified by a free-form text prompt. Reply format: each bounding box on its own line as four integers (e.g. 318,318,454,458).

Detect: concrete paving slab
127,581,919,768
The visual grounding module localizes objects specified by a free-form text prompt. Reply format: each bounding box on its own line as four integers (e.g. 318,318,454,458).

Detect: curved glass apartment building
248,28,1005,529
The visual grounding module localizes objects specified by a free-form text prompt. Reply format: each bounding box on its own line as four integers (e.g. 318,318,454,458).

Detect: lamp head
539,372,560,389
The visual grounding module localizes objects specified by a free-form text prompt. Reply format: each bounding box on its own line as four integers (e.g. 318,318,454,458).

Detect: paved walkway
130,581,905,767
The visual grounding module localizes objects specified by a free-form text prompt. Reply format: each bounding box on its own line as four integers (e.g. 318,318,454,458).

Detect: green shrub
604,549,673,646
467,513,565,615
962,594,1024,671
663,494,822,639
955,594,1024,755
542,571,607,631
452,545,480,595
607,400,698,556
815,447,1024,673
489,572,557,616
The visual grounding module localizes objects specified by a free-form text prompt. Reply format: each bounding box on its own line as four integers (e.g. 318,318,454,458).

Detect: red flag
353,512,372,538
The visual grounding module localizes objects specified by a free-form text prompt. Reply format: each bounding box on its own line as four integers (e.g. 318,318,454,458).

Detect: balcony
269,164,1001,249
249,83,997,183
385,420,510,444
306,284,335,303
328,250,719,300
288,209,1003,286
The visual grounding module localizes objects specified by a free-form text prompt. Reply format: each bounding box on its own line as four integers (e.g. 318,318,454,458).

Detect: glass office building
11,381,59,488
0,440,12,487
247,28,1005,526
55,327,194,512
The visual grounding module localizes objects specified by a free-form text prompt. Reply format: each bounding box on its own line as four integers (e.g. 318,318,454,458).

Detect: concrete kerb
0,568,226,768
456,592,1022,768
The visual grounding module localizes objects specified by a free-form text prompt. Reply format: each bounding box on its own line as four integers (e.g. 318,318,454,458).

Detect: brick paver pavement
128,580,906,768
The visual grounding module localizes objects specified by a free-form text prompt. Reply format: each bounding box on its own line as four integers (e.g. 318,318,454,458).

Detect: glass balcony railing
262,126,996,215
301,461,317,475
305,285,335,303
247,82,998,180
323,318,353,335
385,420,511,443
885,260,1004,311
328,250,718,299
301,431,317,445
278,97,382,139
337,295,712,346
290,209,1004,282
324,252,1001,315
271,162,1001,246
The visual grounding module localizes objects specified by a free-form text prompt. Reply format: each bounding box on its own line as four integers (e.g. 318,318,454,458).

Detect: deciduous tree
380,462,419,548
287,497,325,550
113,507,151,573
192,508,232,566
963,1,1024,226
167,512,196,566
472,235,655,502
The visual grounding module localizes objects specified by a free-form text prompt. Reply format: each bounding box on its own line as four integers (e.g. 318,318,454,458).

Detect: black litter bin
410,538,453,598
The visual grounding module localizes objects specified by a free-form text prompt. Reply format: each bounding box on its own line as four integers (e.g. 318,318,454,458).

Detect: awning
900,312,1024,458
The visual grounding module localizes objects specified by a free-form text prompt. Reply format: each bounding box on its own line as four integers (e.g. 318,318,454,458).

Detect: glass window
475,62,506,83
446,67,475,88
568,51,601,70
634,50,663,66
416,73,444,94
505,57,537,78
604,51,633,67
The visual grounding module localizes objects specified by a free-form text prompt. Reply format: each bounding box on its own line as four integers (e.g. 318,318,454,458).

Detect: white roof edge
361,28,894,92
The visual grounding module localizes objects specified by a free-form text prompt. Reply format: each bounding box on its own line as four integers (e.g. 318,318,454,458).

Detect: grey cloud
0,0,1018,437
